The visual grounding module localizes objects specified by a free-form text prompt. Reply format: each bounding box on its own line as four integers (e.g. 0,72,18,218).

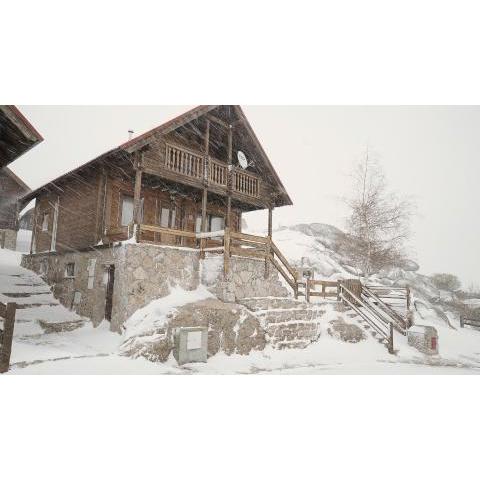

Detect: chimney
128,130,134,141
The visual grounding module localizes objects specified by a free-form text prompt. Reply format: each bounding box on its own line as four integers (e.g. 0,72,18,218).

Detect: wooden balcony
164,142,260,200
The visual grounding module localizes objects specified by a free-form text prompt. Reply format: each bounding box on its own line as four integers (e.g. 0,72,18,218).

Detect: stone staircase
0,255,85,337
237,297,326,349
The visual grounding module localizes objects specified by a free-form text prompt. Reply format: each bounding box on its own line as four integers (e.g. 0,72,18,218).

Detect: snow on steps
238,297,325,349
0,249,85,334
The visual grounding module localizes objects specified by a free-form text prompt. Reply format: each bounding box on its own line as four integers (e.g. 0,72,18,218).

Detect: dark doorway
104,265,115,321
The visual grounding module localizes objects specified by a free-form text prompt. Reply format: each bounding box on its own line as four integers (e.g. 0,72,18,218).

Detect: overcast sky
10,106,480,287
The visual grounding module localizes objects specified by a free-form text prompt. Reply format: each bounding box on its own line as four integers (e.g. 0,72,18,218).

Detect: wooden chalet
0,105,43,169
23,106,292,260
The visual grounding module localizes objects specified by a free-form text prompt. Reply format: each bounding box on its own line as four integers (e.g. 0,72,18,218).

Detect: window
121,196,144,226
159,204,176,229
195,214,225,233
121,196,134,226
41,213,50,232
65,262,75,278
210,215,224,233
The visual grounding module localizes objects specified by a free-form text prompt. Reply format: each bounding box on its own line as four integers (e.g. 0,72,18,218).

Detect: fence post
388,322,394,354
406,285,411,311
223,227,230,278
305,279,310,303
0,302,16,373
337,280,341,302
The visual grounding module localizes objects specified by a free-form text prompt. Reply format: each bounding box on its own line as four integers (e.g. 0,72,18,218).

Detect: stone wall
22,243,201,333
21,244,291,335
119,244,200,329
0,229,17,250
22,245,123,328
202,254,289,302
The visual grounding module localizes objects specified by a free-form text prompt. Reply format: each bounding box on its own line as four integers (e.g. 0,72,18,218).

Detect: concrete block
173,326,208,365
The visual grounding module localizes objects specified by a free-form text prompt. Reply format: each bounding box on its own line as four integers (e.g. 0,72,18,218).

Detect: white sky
10,105,480,287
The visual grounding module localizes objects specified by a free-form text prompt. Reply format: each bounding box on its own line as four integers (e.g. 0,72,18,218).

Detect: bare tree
430,273,461,293
343,148,414,279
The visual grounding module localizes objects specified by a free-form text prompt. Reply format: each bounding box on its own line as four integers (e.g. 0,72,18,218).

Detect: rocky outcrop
327,317,365,343
121,298,266,362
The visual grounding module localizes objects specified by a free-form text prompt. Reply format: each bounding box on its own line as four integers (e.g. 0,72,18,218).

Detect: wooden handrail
139,224,197,238
270,240,297,282
230,231,269,245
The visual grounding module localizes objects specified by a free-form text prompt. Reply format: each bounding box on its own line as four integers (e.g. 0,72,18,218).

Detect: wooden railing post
264,236,271,279
388,322,394,354
306,279,311,303
223,227,231,278
0,302,16,374
406,285,411,311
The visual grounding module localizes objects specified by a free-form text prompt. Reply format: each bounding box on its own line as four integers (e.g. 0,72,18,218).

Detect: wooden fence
0,301,16,373
305,280,340,303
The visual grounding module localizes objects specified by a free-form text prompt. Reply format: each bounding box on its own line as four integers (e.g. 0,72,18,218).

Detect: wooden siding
0,169,28,230
33,172,99,253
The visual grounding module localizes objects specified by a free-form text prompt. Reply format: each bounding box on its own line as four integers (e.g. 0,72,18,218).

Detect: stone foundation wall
0,229,17,250
21,245,291,334
119,244,200,328
22,243,201,332
202,254,289,302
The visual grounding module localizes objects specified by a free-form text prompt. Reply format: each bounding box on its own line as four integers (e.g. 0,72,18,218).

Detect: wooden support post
264,206,273,279
406,285,411,310
200,120,210,257
0,302,16,373
268,206,273,237
200,187,208,258
133,153,143,238
264,236,271,279
30,199,38,254
223,227,231,277
226,125,233,229
306,279,311,303
337,280,341,301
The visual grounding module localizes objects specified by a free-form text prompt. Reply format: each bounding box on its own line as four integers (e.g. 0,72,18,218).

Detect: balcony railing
165,142,260,199
165,143,204,179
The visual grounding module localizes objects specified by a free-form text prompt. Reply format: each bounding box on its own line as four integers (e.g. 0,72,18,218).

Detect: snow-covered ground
2,224,480,374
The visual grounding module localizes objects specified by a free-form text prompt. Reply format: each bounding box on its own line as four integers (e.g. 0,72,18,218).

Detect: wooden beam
268,206,273,237
205,113,230,129
30,199,38,254
133,165,143,226
200,120,210,257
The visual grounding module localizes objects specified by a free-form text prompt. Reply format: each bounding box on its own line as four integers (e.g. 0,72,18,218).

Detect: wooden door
104,265,115,321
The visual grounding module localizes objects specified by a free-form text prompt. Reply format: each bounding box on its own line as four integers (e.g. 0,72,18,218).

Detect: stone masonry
22,243,291,333
238,297,325,349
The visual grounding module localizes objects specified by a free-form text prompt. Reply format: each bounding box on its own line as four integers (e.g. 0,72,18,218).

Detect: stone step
238,296,311,312
1,291,51,298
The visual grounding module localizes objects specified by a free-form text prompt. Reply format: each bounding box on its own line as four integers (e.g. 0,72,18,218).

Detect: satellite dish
237,150,248,169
